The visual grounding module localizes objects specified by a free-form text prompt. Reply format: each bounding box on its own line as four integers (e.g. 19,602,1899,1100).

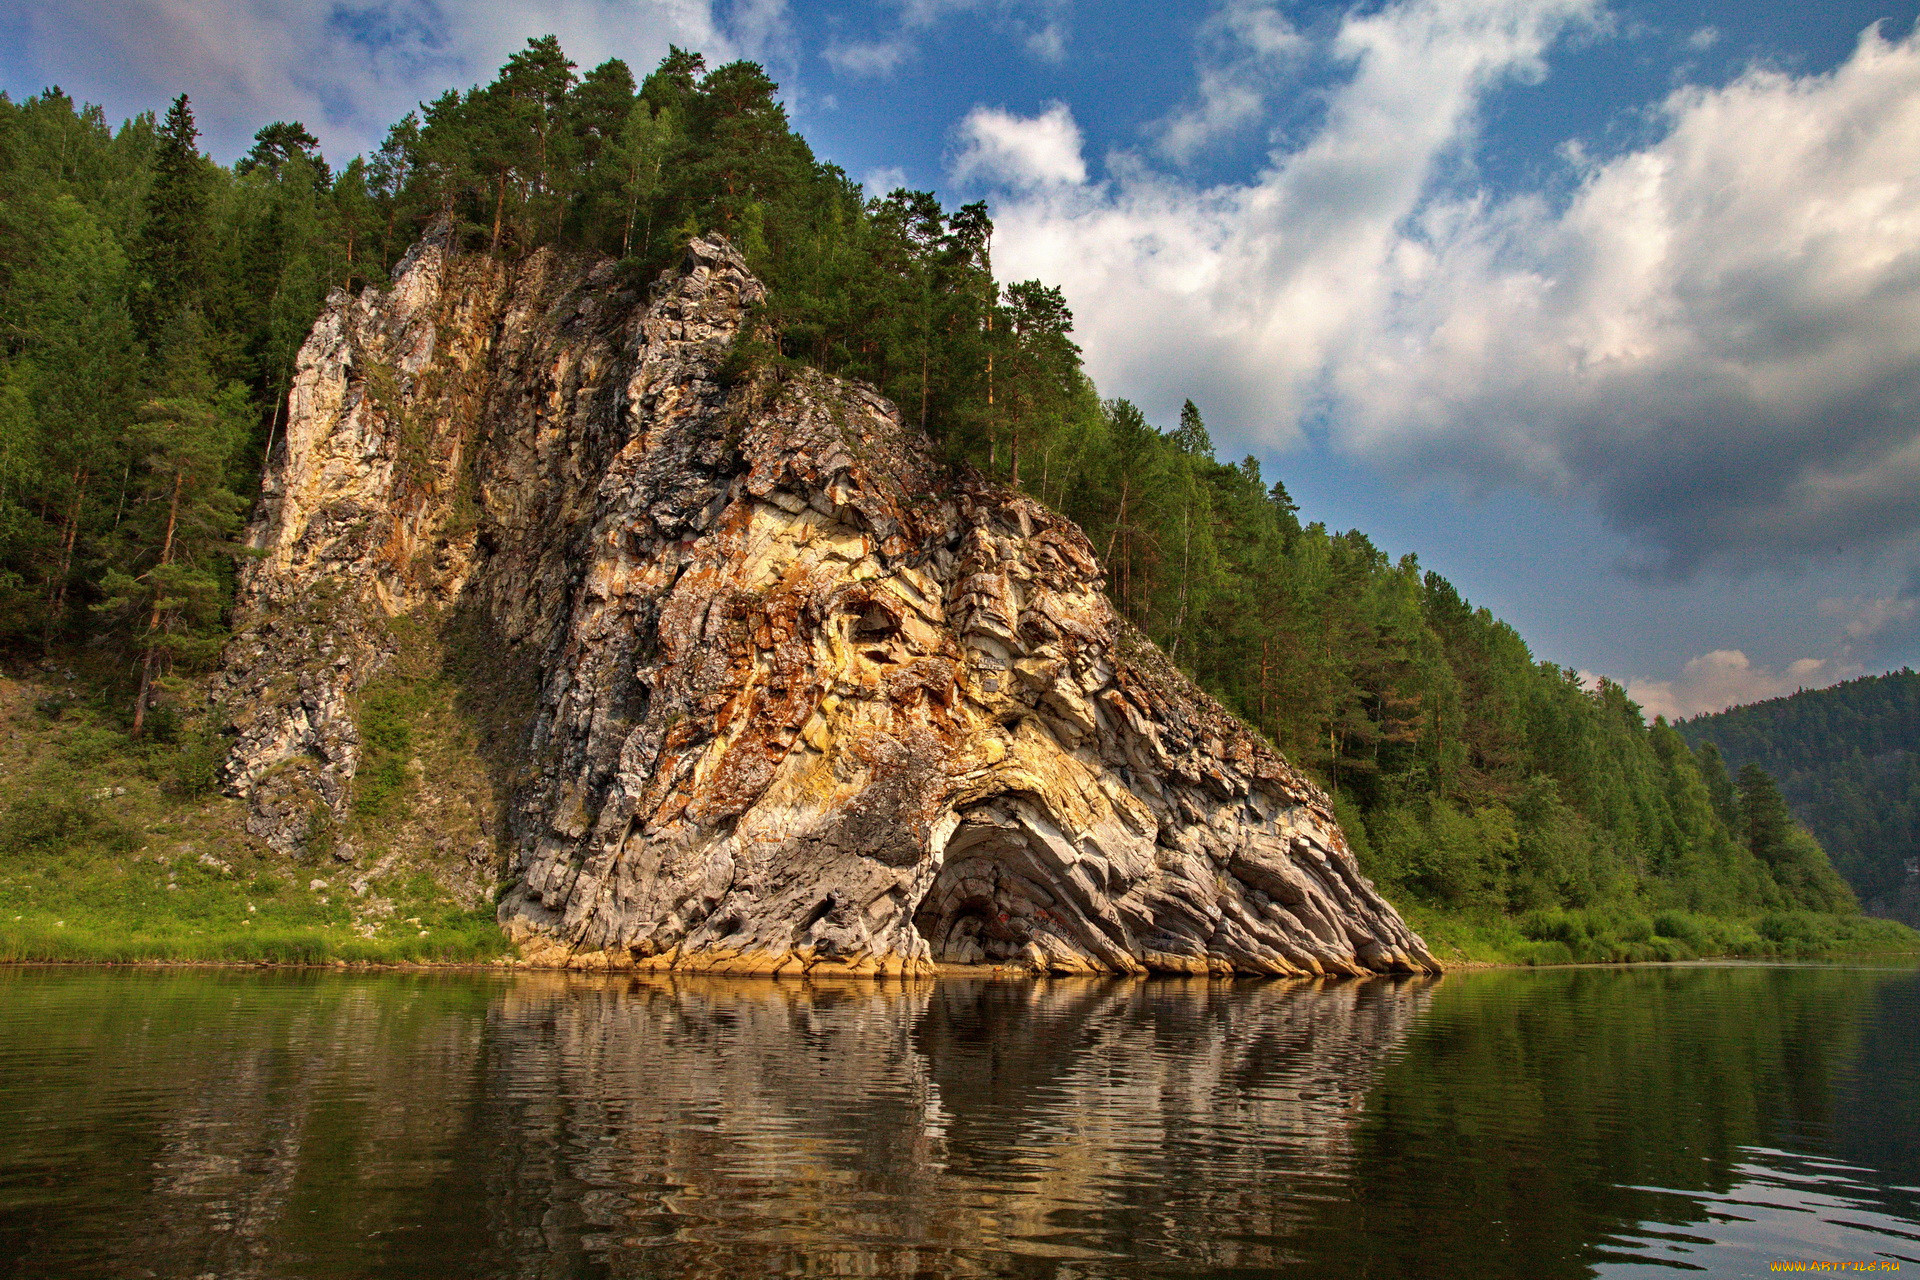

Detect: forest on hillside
1682,671,1920,925
0,38,1896,956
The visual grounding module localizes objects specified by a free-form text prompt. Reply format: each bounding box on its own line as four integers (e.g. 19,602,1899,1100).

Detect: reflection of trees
1284,964,1889,1280
1832,973,1920,1198
475,972,1433,1277
0,969,504,1279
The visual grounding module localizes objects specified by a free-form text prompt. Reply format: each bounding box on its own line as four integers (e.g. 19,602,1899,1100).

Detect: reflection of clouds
1599,1146,1920,1275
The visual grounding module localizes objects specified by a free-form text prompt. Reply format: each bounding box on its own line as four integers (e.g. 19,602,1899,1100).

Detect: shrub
3,784,103,852
161,733,226,798
1653,909,1710,949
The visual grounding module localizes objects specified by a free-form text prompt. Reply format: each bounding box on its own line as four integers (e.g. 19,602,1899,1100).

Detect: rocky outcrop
217,231,1437,977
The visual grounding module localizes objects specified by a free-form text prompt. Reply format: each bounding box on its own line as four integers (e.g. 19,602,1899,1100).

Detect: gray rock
216,233,1438,977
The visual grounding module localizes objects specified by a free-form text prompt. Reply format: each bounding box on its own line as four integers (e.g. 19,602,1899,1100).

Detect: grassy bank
1405,902,1920,967
0,669,510,966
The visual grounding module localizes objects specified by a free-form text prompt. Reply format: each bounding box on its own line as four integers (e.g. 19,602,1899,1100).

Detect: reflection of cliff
475,971,1434,1276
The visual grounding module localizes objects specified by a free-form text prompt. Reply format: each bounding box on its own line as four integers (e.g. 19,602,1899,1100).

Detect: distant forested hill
1681,672,1920,925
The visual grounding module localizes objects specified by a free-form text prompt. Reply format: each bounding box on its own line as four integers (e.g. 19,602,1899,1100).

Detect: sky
5,0,1920,719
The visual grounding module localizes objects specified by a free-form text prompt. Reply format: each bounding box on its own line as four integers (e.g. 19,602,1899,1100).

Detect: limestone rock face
218,231,1437,976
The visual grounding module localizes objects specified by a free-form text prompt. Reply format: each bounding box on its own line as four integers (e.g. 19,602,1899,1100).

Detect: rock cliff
216,230,1437,977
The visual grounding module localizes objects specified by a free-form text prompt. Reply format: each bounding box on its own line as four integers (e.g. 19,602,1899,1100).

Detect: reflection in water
1599,1147,1920,1276
481,974,1431,1276
0,963,1914,1279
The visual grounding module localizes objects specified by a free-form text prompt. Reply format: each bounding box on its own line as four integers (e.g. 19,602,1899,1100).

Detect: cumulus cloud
861,165,911,197
977,0,1920,575
951,102,1086,187
822,0,1066,79
1342,22,1920,575
6,0,782,162
985,0,1598,450
1624,566,1918,718
1627,649,1850,721
1821,589,1920,640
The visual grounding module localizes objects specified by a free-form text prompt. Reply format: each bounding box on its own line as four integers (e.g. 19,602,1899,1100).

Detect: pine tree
96,339,247,733
237,121,329,188
135,95,211,333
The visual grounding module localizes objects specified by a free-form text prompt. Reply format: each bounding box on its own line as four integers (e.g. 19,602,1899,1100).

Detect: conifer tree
237,121,329,187
96,334,247,733
135,95,210,333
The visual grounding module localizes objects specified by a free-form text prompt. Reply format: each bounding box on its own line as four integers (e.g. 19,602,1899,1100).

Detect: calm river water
0,962,1915,1278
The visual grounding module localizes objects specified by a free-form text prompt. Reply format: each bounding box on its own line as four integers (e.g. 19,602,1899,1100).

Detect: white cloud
986,0,1598,449
951,102,1087,188
1686,25,1719,51
1627,649,1853,721
1624,575,1917,718
823,38,913,76
1154,0,1306,162
1023,19,1068,62
979,2,1920,576
1339,22,1920,574
8,0,783,162
1821,593,1920,640
862,165,911,197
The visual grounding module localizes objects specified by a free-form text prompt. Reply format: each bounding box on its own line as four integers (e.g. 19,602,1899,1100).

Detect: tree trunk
622,158,640,257
132,469,185,736
1169,496,1192,660
490,172,507,255
262,370,289,474
45,467,88,644
984,313,997,475
1260,635,1271,724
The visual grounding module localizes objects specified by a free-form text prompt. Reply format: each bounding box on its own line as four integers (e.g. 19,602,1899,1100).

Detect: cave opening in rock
913,803,1105,969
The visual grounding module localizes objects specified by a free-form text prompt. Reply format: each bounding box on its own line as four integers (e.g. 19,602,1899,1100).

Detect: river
0,962,1914,1278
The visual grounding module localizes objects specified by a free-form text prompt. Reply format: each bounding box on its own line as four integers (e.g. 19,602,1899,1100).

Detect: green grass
1404,901,1920,967
0,837,512,966
0,674,512,967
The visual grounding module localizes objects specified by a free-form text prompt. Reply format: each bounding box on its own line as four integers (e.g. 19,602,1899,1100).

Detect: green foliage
0,696,508,965
352,679,431,819
0,86,325,725
1403,901,1912,967
1682,670,1920,924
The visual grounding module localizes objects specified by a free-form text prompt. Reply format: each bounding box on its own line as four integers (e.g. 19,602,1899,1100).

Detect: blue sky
6,0,1919,717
